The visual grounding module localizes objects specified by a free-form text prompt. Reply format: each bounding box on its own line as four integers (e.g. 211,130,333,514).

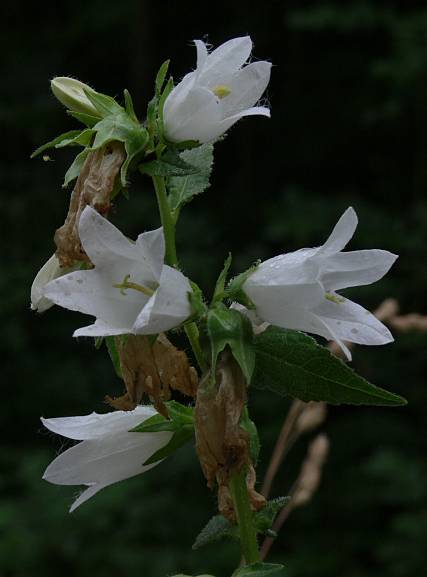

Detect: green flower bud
50,77,100,116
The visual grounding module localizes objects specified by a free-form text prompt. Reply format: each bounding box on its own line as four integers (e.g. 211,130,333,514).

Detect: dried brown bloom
55,143,126,267
106,334,198,416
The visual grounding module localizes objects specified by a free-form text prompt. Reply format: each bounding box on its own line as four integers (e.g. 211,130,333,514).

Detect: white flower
31,253,79,313
43,206,192,337
163,36,272,144
42,406,172,511
51,77,100,117
243,207,398,359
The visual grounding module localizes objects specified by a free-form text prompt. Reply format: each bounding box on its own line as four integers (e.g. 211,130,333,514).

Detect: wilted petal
317,207,358,256
41,406,156,440
133,265,192,334
321,249,398,291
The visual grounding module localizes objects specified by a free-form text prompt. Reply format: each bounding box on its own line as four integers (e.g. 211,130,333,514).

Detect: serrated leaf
63,149,90,187
168,144,214,213
192,514,238,550
232,563,286,577
30,130,82,158
56,128,94,148
143,424,194,465
254,497,290,534
141,148,198,177
253,327,407,406
207,304,255,383
105,336,122,379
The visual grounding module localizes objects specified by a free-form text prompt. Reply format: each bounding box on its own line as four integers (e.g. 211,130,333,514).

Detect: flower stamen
212,84,232,99
113,274,155,297
325,292,345,304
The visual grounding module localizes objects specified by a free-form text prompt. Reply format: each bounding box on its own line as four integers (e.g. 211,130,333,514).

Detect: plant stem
185,322,208,372
229,468,260,565
152,175,177,266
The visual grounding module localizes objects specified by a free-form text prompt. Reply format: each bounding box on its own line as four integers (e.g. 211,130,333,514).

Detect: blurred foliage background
1,1,426,575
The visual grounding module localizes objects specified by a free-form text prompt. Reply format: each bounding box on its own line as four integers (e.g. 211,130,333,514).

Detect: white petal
197,36,252,87
221,61,272,117
41,406,156,440
313,296,394,346
133,265,192,334
164,86,222,143
317,207,358,256
42,429,172,492
320,249,398,291
44,269,147,331
73,319,131,338
31,253,63,312
70,484,105,512
163,71,197,125
78,206,141,267
215,106,270,138
135,227,165,282
194,39,208,71
245,251,319,287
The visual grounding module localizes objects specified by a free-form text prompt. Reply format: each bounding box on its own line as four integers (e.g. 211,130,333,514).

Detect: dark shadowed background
1,1,426,576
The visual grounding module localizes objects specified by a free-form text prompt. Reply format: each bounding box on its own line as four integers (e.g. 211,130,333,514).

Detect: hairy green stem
229,468,260,564
185,322,208,372
152,175,177,266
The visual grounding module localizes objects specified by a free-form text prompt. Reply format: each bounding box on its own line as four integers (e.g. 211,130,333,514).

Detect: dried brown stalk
55,143,126,267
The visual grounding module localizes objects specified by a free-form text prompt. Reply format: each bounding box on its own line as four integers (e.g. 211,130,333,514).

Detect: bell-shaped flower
243,207,398,359
163,36,272,144
51,77,101,117
43,206,192,337
42,405,172,511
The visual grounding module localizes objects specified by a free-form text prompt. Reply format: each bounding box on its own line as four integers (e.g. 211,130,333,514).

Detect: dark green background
1,1,426,576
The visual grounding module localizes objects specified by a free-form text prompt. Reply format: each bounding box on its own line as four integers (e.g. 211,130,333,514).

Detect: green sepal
254,497,290,535
56,128,94,148
232,563,286,577
253,327,408,406
140,148,198,177
68,110,101,128
188,280,208,319
91,111,149,186
240,406,260,464
30,130,83,158
211,253,232,304
94,336,104,350
123,89,138,122
105,336,123,379
143,424,194,465
132,400,194,433
83,87,123,117
157,76,173,134
63,149,90,187
206,304,255,383
226,262,260,307
168,144,214,214
155,59,170,96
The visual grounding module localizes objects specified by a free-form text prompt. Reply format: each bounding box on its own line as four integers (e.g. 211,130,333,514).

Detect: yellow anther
113,274,155,297
325,293,345,304
212,84,232,99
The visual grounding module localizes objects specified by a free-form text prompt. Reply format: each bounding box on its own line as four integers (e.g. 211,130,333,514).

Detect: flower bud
51,77,100,116
30,253,65,313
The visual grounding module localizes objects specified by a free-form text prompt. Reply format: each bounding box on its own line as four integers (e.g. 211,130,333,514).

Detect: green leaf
63,149,90,187
132,401,194,433
232,563,286,577
143,424,194,465
105,336,122,379
83,87,123,117
56,128,94,148
240,407,261,464
155,59,170,95
254,497,290,535
141,147,198,177
253,327,407,406
123,89,138,122
212,253,232,304
68,110,101,127
192,515,238,550
168,144,214,213
30,130,82,158
207,304,255,383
